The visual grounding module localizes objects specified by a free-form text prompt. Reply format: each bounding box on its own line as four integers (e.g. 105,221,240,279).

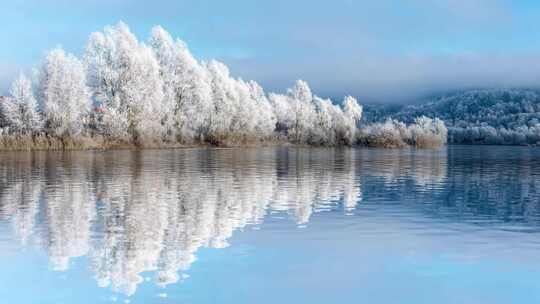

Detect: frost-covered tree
271,80,363,146
0,96,20,133
359,116,447,148
342,96,363,144
359,119,408,148
288,80,317,143
0,74,41,134
270,80,317,143
270,92,294,136
39,48,91,137
246,81,277,139
9,73,41,134
409,116,448,147
205,60,239,141
84,23,133,139
85,22,164,143
313,97,341,145
123,45,165,143
149,26,213,142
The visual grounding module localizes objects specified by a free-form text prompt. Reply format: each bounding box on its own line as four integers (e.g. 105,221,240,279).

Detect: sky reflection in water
1,146,540,303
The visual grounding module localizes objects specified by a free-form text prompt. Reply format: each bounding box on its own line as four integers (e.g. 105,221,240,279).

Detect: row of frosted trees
0,22,446,149
359,117,448,148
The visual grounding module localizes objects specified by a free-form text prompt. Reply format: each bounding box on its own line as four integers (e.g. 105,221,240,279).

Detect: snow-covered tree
270,92,294,136
85,22,164,144
271,80,363,146
0,96,20,133
0,74,41,134
39,48,91,137
342,96,363,144
359,119,408,148
288,80,317,143
409,116,448,148
149,26,213,142
359,116,447,148
313,97,341,145
205,60,239,141
247,81,277,139
270,80,317,143
9,73,41,133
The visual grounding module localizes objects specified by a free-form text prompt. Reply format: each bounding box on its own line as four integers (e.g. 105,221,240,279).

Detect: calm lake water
1,146,540,304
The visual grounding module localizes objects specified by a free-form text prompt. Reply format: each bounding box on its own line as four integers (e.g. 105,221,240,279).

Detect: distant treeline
0,22,447,150
364,89,540,146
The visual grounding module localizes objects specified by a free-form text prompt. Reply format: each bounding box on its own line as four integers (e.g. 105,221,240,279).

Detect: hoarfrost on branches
0,22,447,149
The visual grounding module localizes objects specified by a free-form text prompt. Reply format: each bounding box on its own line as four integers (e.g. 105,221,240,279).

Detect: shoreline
0,140,441,152
1,143,538,152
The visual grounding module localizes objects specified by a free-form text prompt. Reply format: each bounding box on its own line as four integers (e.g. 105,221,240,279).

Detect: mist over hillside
363,89,540,145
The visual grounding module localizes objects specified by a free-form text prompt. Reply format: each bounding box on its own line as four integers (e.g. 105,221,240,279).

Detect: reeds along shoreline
0,131,447,151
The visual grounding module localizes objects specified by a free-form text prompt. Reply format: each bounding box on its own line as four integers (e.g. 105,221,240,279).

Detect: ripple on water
0,146,540,301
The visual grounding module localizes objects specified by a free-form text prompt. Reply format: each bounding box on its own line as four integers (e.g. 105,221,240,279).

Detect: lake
1,146,540,304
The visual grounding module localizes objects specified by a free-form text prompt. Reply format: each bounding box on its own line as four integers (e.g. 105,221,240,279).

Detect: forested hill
363,89,540,145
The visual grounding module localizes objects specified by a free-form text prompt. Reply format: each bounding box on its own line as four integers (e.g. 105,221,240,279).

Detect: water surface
1,146,540,303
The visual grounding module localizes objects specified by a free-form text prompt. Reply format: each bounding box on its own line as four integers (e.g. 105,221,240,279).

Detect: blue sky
2,0,540,101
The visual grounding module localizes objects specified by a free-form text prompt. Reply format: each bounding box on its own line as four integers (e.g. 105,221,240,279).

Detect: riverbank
0,133,450,151
0,134,301,151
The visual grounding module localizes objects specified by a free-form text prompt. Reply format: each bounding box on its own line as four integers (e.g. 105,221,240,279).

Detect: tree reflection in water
1,147,539,296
